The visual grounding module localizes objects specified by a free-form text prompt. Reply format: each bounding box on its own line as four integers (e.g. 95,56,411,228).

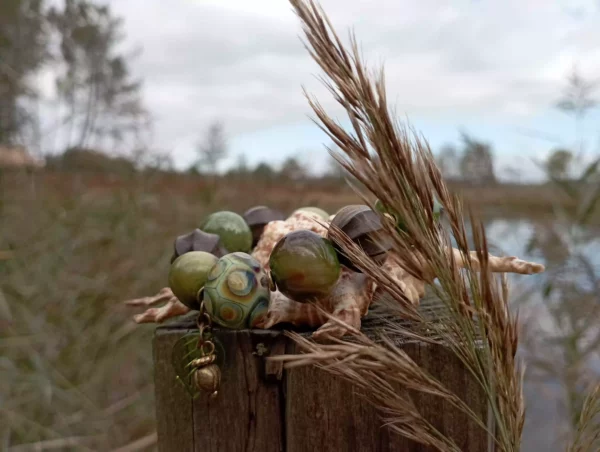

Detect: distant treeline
1,143,589,191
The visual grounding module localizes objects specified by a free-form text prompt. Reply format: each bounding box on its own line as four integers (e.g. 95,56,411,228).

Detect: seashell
201,211,253,253
269,230,340,302
243,206,285,248
291,206,329,221
328,204,392,272
169,251,219,310
203,252,271,329
170,229,227,263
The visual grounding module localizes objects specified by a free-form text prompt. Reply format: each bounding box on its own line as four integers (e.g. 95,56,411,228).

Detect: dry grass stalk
567,384,600,452
271,0,526,450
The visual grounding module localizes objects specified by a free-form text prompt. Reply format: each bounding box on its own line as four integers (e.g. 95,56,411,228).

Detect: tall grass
270,1,599,451
266,1,526,450
0,166,597,449
1,171,170,450
0,168,365,450
518,156,600,448
1,3,598,447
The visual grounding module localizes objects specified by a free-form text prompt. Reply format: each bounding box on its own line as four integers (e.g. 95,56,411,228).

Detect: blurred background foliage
1,0,599,450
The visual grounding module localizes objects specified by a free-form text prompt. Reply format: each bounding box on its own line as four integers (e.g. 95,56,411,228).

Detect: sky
44,0,600,180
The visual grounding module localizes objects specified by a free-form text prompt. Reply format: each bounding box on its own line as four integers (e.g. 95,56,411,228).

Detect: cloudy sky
94,0,600,179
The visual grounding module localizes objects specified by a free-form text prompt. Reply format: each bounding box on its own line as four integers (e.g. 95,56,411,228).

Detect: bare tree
326,154,347,180
502,165,523,184
556,66,598,157
234,152,248,174
436,144,459,179
47,0,148,154
0,0,48,147
253,161,276,181
458,133,496,185
195,121,227,174
545,148,574,181
520,65,600,445
280,156,306,180
226,152,249,177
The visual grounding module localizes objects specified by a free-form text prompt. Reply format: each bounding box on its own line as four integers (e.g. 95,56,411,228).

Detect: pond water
458,217,600,303
473,218,600,451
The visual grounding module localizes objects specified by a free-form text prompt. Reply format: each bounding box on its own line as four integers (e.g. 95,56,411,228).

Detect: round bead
201,211,253,253
269,230,340,302
169,251,219,310
243,205,285,248
291,207,329,221
203,252,271,329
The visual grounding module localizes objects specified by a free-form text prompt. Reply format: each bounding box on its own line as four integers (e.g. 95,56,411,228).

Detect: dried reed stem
272,1,526,450
567,384,600,452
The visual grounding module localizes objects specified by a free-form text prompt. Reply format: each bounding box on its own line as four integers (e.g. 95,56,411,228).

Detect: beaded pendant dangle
189,303,221,397
169,248,271,397
171,299,226,398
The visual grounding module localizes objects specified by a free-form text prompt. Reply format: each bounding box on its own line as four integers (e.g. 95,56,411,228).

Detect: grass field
0,168,593,450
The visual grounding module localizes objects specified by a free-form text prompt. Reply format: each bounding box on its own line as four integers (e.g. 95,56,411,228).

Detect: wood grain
154,328,195,452
192,330,285,452
284,340,489,452
153,295,492,452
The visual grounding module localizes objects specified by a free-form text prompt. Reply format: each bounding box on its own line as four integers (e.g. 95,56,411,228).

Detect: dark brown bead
170,229,227,263
243,206,285,248
328,205,392,272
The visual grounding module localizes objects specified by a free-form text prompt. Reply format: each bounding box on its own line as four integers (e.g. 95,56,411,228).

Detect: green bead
201,211,252,253
203,252,271,329
169,251,219,310
269,230,340,302
292,206,329,220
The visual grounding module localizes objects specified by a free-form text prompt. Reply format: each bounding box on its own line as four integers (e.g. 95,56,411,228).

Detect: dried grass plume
270,1,531,450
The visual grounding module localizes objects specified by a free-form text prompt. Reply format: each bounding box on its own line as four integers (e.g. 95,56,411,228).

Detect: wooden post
153,297,491,452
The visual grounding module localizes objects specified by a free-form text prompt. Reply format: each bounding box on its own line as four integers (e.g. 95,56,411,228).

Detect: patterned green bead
169,251,219,310
203,252,270,329
201,211,252,253
269,230,340,302
292,207,329,220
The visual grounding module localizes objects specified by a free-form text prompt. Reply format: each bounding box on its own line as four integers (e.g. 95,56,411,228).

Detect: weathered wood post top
153,297,491,452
